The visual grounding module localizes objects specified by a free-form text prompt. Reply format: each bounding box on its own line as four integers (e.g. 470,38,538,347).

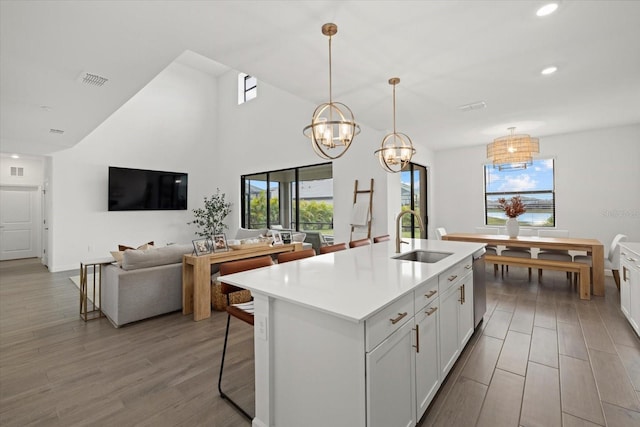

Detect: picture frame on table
279,229,293,244
271,230,283,246
192,238,212,256
212,233,229,252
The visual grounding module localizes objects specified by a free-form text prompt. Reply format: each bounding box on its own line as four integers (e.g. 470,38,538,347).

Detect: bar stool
349,238,371,248
373,234,390,243
218,255,274,420
319,243,348,254
277,248,316,263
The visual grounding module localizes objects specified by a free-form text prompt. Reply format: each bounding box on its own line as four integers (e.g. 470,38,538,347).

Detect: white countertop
219,239,485,323
621,242,640,259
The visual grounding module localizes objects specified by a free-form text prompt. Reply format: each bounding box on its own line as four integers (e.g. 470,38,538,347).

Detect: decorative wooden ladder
350,178,374,241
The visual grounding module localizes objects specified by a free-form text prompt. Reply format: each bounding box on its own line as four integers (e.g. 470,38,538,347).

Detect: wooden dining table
442,233,606,296
182,242,302,321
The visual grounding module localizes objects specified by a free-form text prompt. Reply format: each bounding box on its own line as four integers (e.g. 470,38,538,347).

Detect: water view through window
484,158,555,227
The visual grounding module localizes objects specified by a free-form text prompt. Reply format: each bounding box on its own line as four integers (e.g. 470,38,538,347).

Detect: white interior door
0,186,41,261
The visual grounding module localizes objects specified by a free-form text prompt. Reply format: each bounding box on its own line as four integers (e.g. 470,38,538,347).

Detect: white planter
506,217,520,238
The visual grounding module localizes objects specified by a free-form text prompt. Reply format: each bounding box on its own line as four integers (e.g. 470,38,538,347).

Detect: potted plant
190,188,232,238
498,196,526,237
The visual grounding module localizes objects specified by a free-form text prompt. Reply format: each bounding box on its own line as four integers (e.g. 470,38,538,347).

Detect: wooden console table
182,242,302,321
442,233,605,296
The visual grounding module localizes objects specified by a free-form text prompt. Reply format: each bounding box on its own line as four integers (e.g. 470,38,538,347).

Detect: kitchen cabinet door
439,283,460,379
458,272,474,348
366,319,416,427
415,300,440,420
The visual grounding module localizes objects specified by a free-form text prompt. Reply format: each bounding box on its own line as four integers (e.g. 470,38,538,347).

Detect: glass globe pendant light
374,77,416,173
303,23,360,160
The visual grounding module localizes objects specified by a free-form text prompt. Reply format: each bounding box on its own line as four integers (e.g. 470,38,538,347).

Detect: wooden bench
485,254,592,300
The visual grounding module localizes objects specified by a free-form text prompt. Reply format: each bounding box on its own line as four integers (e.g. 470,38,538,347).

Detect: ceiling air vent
458,101,487,112
49,128,65,134
77,71,109,87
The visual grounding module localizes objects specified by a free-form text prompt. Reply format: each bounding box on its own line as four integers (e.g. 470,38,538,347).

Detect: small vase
506,217,519,238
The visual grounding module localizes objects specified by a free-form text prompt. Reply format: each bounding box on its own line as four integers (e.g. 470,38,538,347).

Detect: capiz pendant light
303,23,360,160
374,77,416,173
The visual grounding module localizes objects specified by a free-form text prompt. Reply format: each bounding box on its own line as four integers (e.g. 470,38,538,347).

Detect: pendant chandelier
374,77,416,173
303,23,360,160
487,127,539,170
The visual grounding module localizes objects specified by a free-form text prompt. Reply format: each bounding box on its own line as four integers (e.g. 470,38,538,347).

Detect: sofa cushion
235,227,267,240
112,242,154,266
118,241,154,252
121,244,192,271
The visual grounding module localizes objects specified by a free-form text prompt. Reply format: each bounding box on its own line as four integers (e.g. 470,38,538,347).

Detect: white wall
433,123,640,248
215,69,394,244
0,155,45,186
48,62,218,272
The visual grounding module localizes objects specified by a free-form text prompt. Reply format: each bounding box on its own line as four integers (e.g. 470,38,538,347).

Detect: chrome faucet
395,210,425,253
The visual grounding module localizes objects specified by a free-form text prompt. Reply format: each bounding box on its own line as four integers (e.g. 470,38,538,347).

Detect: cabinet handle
465,264,472,270
426,306,438,316
425,290,437,298
390,312,408,325
448,275,458,282
413,324,420,353
624,266,628,282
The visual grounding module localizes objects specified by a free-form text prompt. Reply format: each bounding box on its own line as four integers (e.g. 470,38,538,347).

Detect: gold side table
79,257,114,321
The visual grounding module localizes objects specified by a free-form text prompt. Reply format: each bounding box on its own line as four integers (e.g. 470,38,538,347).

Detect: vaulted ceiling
1,1,639,157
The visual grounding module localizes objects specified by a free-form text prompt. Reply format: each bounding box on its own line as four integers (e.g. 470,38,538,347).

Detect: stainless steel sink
393,250,453,263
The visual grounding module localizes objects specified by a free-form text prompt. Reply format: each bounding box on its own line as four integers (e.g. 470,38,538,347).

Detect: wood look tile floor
1,259,639,426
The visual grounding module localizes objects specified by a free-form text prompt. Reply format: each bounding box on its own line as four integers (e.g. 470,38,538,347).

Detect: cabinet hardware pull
448,275,458,282
465,264,472,269
390,312,408,324
624,266,628,282
425,290,437,298
426,306,438,316
413,324,420,353
462,284,466,303
459,285,464,304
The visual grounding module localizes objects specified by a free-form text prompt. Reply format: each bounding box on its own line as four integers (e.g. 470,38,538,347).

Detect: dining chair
277,248,316,263
435,227,447,240
373,234,390,243
574,233,627,290
349,238,371,248
537,229,572,280
500,227,535,279
319,242,348,254
218,255,274,420
475,227,500,275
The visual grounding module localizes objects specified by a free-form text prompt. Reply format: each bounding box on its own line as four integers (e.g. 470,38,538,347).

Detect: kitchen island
219,239,485,427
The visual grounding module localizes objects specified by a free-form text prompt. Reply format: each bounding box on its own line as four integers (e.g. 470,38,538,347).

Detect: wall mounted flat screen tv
108,167,188,211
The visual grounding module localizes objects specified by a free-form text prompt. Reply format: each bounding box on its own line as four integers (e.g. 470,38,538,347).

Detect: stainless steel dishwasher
472,248,487,328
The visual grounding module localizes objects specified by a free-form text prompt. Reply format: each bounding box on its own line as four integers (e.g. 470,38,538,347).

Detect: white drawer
438,257,473,292
366,292,414,352
415,297,439,326
414,277,438,312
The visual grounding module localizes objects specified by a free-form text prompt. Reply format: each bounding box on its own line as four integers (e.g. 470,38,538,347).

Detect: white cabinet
438,258,474,379
415,299,440,420
439,282,460,378
366,319,417,427
620,244,640,336
458,272,474,348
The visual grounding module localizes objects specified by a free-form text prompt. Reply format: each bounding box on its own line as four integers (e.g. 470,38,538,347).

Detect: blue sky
485,158,554,193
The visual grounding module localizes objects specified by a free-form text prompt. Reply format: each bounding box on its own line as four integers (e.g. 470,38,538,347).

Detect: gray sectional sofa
102,243,193,327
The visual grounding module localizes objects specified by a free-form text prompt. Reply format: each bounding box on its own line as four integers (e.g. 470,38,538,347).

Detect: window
241,163,333,236
484,158,555,227
400,163,428,238
238,73,257,104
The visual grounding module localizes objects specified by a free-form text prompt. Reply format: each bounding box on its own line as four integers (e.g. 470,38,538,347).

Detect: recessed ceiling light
11,154,20,159
541,66,558,75
536,3,558,17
